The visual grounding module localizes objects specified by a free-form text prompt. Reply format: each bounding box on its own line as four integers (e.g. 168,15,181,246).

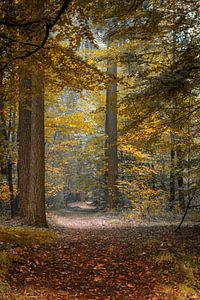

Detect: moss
159,284,199,300
0,282,29,300
0,226,58,246
157,249,176,263
0,251,12,276
174,284,199,300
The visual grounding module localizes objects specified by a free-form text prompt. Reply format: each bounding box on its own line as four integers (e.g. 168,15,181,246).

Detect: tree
105,62,118,209
16,0,107,224
18,0,47,226
18,63,32,219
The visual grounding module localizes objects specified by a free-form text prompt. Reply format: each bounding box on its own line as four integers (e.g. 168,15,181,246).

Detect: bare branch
0,35,39,47
175,190,196,231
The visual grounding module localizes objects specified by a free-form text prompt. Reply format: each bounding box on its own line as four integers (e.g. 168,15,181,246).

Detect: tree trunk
7,107,17,217
169,137,175,210
7,159,15,217
18,0,47,226
169,0,177,211
105,62,118,210
0,72,8,177
18,65,32,218
177,143,185,210
26,0,47,226
27,66,46,226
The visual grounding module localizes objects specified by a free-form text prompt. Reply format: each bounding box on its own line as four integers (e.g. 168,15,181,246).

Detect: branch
175,190,196,232
0,0,72,71
0,35,39,47
186,66,200,72
188,205,200,208
0,19,42,27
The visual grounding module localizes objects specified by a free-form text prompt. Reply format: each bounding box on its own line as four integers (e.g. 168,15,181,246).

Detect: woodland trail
3,204,200,300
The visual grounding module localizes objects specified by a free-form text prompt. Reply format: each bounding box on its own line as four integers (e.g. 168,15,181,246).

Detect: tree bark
169,140,175,210
176,143,185,210
26,0,47,226
27,65,46,226
18,0,47,226
169,0,177,211
0,71,8,177
105,62,118,210
18,64,32,218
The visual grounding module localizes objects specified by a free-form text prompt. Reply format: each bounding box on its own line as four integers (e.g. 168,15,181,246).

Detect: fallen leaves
1,222,199,300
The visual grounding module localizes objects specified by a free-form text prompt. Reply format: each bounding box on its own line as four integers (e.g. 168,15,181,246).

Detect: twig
0,34,39,47
175,190,196,231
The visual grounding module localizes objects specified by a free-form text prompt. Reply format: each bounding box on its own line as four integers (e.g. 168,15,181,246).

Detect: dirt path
3,205,200,299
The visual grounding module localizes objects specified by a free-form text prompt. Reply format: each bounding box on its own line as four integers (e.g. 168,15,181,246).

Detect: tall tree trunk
26,0,47,226
169,133,175,210
169,0,177,210
105,62,118,210
18,0,33,219
7,158,14,217
18,65,32,218
0,71,8,177
7,107,16,217
177,143,185,210
27,65,46,226
18,0,47,226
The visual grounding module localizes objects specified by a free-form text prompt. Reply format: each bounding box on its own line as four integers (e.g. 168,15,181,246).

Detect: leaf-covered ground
0,204,200,299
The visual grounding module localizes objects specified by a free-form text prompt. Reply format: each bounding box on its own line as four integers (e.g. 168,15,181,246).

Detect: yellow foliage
0,183,10,202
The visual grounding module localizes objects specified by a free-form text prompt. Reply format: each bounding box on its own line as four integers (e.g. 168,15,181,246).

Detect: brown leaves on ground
3,219,199,300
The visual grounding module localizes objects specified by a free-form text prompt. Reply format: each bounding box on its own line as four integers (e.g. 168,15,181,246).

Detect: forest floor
0,202,199,300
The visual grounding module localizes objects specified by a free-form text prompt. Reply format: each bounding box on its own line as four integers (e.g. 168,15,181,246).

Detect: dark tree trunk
7,107,17,217
26,0,47,226
151,163,156,190
177,143,185,210
27,65,46,226
169,143,175,210
105,62,118,210
0,72,8,177
18,65,32,218
7,159,15,217
18,0,47,226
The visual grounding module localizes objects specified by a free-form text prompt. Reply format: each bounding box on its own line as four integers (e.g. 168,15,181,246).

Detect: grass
0,226,58,246
0,250,12,273
0,281,31,300
157,247,199,299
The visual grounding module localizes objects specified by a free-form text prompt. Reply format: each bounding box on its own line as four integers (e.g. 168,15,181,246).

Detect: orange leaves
127,283,135,288
12,246,23,254
2,223,198,299
93,275,102,282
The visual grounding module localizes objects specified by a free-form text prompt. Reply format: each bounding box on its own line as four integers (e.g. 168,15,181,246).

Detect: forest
0,0,199,299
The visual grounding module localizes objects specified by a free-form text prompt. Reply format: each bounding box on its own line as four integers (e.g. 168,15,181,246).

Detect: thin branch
175,190,196,231
0,0,72,71
0,18,42,27
0,35,39,47
186,66,200,72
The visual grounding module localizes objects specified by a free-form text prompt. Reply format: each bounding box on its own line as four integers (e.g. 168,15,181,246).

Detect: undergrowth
157,247,199,299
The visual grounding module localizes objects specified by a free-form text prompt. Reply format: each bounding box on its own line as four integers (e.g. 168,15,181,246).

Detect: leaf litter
1,207,199,299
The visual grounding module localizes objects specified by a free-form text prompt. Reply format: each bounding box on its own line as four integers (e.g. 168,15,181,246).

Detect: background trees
0,0,199,223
